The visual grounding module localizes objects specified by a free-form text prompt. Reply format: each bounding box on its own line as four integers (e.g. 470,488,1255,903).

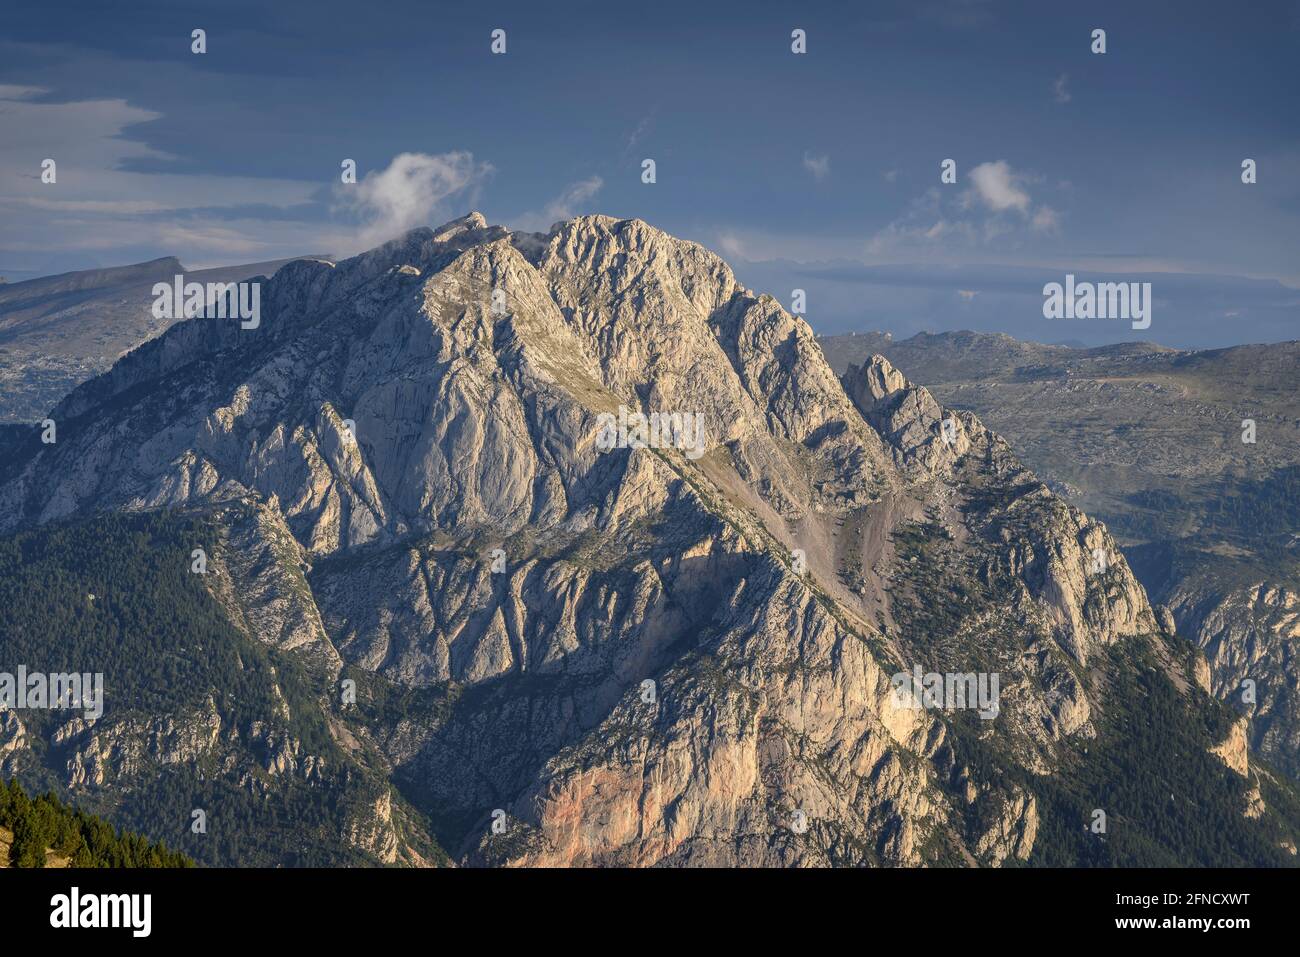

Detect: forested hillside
0,510,445,867
0,778,191,867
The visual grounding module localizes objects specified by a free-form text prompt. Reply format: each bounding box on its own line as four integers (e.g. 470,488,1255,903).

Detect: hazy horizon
2,0,1297,349
4,215,1296,352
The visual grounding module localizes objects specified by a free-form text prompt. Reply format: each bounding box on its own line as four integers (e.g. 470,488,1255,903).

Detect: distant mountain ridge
0,255,311,424
820,329,1300,780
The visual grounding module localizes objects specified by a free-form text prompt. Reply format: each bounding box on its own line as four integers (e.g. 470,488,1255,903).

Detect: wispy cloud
336,151,494,252
715,231,748,261
1031,205,1061,234
1052,73,1071,104
0,84,47,100
508,175,604,233
866,160,1061,255
802,152,831,181
623,113,655,160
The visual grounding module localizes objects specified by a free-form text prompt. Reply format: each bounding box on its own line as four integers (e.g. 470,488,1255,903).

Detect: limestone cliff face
1211,716,1251,777
1169,580,1300,779
0,213,1199,867
0,712,25,765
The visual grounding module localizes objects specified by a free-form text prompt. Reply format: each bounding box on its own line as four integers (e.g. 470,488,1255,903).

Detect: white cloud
716,231,748,261
508,176,604,233
1052,73,1071,104
802,152,831,180
965,160,1031,214
623,114,654,159
0,91,167,164
866,162,1065,256
866,187,976,254
1032,205,1061,233
338,151,494,252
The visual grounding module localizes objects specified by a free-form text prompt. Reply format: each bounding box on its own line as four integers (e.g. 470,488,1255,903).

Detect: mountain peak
0,212,1221,868
432,210,489,240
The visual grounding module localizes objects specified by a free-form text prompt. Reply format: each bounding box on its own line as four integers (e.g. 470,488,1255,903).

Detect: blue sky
1,0,1297,347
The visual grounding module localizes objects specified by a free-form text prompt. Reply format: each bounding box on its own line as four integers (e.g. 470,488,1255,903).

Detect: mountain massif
1,215,1296,866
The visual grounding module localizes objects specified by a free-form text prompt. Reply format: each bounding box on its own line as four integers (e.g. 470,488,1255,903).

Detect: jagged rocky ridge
0,214,1290,866
819,331,1300,783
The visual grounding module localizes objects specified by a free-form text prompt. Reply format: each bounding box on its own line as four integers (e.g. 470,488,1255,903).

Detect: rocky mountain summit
1,215,1295,866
